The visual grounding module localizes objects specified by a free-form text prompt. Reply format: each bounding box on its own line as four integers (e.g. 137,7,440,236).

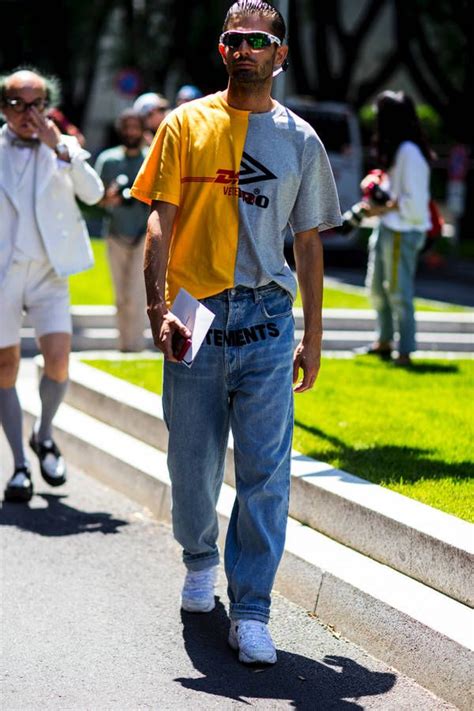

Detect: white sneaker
181,565,218,612
228,620,277,664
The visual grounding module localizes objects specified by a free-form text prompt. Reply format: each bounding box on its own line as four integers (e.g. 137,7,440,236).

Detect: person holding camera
0,67,104,502
94,108,149,352
356,90,433,367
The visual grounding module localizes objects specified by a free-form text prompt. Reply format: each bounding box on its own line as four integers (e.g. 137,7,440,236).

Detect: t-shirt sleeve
131,114,181,206
395,143,430,225
289,132,342,234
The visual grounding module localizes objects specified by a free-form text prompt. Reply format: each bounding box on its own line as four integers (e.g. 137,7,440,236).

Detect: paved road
1,450,455,710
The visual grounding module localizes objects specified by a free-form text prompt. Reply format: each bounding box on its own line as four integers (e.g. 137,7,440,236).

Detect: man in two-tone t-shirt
131,0,341,665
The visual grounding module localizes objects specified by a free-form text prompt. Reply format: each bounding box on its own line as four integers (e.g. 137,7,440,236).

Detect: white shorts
0,259,72,349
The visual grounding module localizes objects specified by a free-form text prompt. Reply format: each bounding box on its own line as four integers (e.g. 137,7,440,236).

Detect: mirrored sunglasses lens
222,31,272,49
247,33,272,49
223,32,243,48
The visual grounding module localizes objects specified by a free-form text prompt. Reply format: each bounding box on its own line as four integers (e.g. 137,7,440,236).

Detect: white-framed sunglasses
219,30,282,50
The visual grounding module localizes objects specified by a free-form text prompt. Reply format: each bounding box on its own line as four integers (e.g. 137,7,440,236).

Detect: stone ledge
34,356,474,608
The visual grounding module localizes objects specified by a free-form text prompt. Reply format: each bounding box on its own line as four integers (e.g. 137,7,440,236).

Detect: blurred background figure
0,67,104,503
47,107,86,147
355,90,434,367
132,91,169,146
94,108,149,352
175,84,202,107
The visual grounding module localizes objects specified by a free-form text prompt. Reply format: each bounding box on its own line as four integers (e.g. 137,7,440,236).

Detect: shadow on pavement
175,599,396,710
295,421,474,486
0,493,128,537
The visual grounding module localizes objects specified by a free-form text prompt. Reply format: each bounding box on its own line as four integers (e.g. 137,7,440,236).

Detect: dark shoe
4,466,33,503
393,354,413,368
29,432,67,487
353,344,392,360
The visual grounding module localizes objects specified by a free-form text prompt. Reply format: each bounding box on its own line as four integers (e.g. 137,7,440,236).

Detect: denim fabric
366,224,426,354
162,283,295,623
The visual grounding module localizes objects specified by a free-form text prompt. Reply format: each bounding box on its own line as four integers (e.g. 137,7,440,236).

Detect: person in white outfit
357,91,433,367
0,68,104,502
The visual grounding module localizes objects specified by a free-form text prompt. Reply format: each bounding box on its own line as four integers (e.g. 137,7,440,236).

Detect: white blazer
0,125,104,284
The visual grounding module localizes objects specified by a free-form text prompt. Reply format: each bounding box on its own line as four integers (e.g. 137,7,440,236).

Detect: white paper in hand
171,288,215,367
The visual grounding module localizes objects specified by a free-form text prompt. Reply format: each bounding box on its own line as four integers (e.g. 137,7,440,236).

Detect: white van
285,97,364,247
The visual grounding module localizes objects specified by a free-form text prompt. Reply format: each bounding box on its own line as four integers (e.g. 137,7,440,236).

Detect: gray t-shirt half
94,145,149,244
234,101,342,299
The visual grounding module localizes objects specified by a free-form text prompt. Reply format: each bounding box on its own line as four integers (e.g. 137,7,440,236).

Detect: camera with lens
340,170,391,234
114,173,134,206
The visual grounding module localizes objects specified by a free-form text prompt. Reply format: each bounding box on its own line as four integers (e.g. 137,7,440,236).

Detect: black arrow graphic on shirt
239,151,277,185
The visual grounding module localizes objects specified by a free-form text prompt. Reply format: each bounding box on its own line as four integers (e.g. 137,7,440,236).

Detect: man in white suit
0,68,104,502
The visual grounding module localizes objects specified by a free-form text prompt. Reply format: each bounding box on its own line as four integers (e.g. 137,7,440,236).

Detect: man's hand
147,305,191,362
27,106,62,150
102,183,123,208
292,333,322,393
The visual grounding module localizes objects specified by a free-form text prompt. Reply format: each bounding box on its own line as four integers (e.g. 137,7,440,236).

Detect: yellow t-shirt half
131,92,250,306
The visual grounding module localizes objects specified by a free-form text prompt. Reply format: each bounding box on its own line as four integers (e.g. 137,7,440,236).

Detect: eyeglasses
219,30,281,50
4,97,49,114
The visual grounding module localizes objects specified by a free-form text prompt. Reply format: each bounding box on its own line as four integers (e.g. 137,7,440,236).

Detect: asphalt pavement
323,256,474,308
1,444,456,710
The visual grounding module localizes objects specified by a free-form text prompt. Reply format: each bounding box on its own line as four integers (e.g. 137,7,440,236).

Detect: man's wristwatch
54,142,70,161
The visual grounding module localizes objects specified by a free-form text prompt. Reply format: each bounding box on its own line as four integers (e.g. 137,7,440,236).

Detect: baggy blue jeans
365,224,426,355
162,283,295,623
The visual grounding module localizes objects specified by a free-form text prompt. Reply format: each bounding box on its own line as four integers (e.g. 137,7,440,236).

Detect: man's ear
274,44,289,72
218,44,227,62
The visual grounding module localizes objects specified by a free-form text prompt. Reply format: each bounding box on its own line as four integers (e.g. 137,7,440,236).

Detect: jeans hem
229,603,270,624
183,553,219,572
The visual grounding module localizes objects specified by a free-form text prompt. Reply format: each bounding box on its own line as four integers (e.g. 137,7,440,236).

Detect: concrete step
36,356,473,609
20,325,473,356
16,368,473,711
20,305,473,356
22,305,474,333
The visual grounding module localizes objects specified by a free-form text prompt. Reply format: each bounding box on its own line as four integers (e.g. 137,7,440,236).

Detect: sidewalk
1,444,456,710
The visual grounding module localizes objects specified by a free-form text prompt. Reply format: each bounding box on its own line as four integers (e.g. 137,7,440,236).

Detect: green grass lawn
71,239,471,312
81,355,473,522
69,238,114,305
297,284,471,312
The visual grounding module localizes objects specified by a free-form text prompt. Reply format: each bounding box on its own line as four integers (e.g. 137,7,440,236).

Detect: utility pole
272,0,289,104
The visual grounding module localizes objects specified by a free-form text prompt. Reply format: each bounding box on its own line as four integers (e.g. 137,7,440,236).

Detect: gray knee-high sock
36,375,68,442
0,386,28,468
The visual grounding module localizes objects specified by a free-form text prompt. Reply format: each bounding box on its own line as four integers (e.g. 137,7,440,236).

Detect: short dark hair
0,65,61,110
223,1,286,41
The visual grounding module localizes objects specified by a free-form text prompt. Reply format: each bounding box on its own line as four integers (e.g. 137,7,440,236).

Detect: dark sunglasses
4,97,49,114
219,30,281,50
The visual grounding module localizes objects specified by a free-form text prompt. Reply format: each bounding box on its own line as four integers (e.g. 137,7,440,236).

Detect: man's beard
230,59,273,85
122,137,142,149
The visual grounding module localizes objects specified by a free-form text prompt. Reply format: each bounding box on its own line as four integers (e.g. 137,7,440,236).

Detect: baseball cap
133,92,170,116
175,84,203,103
